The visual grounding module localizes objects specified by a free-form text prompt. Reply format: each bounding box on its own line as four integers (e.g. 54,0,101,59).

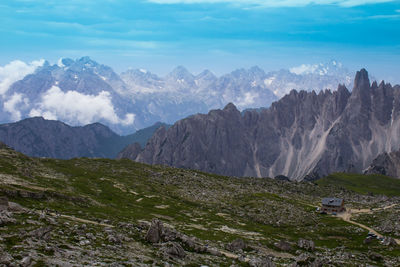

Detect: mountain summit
132,69,400,180
0,58,355,134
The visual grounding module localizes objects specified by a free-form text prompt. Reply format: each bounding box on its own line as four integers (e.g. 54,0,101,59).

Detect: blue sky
0,0,399,82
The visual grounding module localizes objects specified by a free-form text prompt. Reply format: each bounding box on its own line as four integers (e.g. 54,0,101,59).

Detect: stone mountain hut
321,197,345,213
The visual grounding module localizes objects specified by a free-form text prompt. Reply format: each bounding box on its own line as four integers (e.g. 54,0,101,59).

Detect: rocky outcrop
117,143,142,160
136,69,400,180
297,239,315,251
364,150,400,178
226,238,247,252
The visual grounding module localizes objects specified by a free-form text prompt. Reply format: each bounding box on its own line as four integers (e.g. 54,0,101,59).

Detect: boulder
0,210,16,225
274,240,292,251
368,251,383,261
7,202,26,212
0,197,8,211
382,236,397,246
29,226,53,240
21,256,32,267
249,256,275,267
226,238,247,252
297,239,315,251
0,252,13,265
145,219,164,243
161,242,186,259
295,253,315,265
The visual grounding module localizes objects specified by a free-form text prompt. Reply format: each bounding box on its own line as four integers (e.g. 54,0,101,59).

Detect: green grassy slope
0,146,399,265
317,173,400,196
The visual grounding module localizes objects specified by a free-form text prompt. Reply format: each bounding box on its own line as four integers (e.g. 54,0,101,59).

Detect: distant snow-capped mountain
266,60,354,97
0,57,355,134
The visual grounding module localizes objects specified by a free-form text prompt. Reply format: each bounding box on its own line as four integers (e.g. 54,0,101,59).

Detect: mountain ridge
0,117,168,159
131,69,400,181
0,57,354,134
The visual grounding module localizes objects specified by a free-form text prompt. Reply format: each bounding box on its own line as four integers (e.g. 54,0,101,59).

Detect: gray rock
206,248,222,256
274,240,292,252
0,210,16,225
365,149,400,178
226,238,247,252
20,256,32,267
145,219,163,243
382,236,397,246
29,226,53,240
295,253,315,265
297,238,315,251
117,143,142,160
7,202,26,212
107,235,121,244
0,252,13,265
249,256,275,267
368,251,383,261
161,242,186,259
0,197,8,211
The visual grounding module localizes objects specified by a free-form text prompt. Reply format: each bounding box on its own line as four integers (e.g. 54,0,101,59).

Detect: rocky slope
0,144,399,266
0,117,165,159
364,149,400,178
132,69,400,180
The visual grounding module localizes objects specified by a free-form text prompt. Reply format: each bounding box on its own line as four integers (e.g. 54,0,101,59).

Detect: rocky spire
353,68,370,92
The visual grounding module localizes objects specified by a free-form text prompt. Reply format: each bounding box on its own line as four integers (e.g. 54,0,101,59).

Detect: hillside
317,173,400,197
0,145,399,266
0,118,167,159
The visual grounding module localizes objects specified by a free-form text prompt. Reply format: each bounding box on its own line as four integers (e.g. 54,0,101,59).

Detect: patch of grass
317,173,400,196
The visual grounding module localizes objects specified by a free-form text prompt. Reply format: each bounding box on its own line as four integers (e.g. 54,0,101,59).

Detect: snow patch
264,77,275,86
57,58,65,68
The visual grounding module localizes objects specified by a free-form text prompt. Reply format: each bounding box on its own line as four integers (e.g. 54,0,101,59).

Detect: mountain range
0,57,354,134
130,69,400,181
0,117,167,159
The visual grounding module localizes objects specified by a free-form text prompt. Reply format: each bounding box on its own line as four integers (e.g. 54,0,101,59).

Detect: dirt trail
42,211,114,228
336,204,400,245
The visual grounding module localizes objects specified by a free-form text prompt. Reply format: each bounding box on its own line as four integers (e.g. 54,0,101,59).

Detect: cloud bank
0,60,45,95
3,93,29,121
29,86,135,126
146,0,394,7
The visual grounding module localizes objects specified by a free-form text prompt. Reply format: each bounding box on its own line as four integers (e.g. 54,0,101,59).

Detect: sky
0,0,399,82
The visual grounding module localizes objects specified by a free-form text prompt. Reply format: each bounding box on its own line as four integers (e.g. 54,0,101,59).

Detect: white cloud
290,64,319,75
0,59,45,95
236,91,258,108
29,86,135,126
146,0,394,7
3,93,29,121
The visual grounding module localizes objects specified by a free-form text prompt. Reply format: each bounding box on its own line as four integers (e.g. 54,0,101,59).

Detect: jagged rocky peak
196,69,216,80
353,68,370,92
77,56,99,67
135,69,400,180
59,58,74,67
167,66,194,80
249,65,266,77
223,102,239,112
